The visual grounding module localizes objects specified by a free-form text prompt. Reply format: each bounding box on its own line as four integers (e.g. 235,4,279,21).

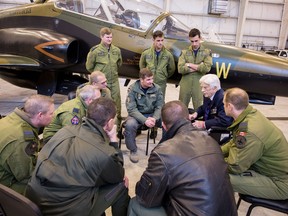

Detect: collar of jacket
77,95,88,110
82,117,110,144
134,80,157,95
188,44,206,52
227,105,254,131
100,42,114,51
14,107,38,130
159,118,192,144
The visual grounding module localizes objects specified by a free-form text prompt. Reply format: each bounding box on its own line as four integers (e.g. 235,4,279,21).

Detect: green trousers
179,73,203,110
108,80,122,131
230,170,288,200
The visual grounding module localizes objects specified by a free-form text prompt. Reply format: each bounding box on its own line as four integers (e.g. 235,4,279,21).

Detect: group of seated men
0,67,288,215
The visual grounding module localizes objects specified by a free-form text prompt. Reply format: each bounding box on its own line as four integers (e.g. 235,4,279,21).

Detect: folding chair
0,184,42,216
118,121,155,155
237,193,288,216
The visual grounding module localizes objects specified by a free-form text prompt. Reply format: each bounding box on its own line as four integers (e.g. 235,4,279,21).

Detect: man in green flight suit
222,87,288,200
76,70,111,99
26,97,130,216
86,27,123,134
0,95,54,195
43,85,100,143
178,28,212,110
139,30,175,99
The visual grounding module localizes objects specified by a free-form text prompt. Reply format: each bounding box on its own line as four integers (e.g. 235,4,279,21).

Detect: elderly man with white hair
190,74,233,130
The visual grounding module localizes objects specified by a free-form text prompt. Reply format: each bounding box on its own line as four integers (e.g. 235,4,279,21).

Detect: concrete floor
0,78,287,216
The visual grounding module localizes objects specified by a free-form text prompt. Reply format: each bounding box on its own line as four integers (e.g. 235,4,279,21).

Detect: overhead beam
235,0,249,47
278,0,288,49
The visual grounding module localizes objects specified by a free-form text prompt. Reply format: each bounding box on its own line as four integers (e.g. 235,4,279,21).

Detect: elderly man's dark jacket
196,88,233,129
136,119,237,216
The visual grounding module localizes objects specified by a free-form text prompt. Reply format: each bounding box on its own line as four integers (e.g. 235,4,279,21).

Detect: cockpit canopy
55,0,189,39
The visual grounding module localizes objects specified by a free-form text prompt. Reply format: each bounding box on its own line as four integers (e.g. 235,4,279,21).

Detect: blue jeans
124,115,161,152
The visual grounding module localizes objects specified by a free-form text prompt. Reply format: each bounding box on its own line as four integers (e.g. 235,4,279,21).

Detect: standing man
124,68,163,163
43,85,100,143
178,28,212,110
26,98,130,216
0,95,54,195
128,100,237,216
86,27,123,134
139,30,175,98
222,87,288,200
190,74,233,129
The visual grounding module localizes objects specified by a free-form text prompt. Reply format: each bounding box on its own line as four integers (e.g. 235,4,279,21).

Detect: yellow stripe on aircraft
34,41,66,63
216,62,231,79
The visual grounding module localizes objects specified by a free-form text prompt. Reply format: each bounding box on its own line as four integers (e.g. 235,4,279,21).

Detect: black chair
237,193,288,216
118,121,155,155
0,184,42,216
208,126,231,145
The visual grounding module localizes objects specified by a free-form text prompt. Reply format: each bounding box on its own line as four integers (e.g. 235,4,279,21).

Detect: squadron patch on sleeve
235,132,247,149
25,141,38,156
71,115,80,125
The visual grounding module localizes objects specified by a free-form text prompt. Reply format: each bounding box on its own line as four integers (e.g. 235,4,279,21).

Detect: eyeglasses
100,80,107,85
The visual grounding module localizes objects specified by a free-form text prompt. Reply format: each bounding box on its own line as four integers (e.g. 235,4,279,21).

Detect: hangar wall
0,0,287,50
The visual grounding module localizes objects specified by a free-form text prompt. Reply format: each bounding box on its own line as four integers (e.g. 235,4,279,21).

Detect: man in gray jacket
26,98,130,216
124,68,164,163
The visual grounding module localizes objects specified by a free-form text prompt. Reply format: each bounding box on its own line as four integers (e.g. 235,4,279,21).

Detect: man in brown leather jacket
128,100,237,216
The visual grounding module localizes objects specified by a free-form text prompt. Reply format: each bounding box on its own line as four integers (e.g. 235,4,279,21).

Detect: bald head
161,100,189,129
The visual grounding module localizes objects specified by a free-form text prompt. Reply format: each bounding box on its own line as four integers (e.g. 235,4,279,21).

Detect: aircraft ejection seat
116,10,140,29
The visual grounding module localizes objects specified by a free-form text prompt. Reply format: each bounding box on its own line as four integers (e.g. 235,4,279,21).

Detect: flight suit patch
71,115,80,125
146,55,152,60
162,56,168,60
150,94,156,98
186,51,192,56
72,108,79,113
236,122,248,148
25,141,38,156
137,93,142,100
98,52,105,56
23,130,34,141
235,134,246,149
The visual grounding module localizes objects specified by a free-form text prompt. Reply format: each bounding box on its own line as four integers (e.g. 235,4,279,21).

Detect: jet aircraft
0,0,288,105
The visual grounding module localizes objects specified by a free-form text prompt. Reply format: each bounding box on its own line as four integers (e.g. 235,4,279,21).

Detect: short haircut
199,74,221,90
224,88,249,110
161,100,189,129
89,71,105,84
189,28,201,38
100,27,112,37
24,95,54,117
78,85,100,101
87,97,116,127
139,68,153,79
153,30,164,39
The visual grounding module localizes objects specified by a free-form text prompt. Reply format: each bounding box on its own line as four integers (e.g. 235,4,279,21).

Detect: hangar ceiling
0,0,287,50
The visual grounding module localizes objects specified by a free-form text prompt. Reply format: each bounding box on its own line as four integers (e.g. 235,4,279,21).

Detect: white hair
199,74,221,90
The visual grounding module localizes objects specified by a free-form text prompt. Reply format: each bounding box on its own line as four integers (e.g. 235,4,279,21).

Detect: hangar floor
0,78,287,216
